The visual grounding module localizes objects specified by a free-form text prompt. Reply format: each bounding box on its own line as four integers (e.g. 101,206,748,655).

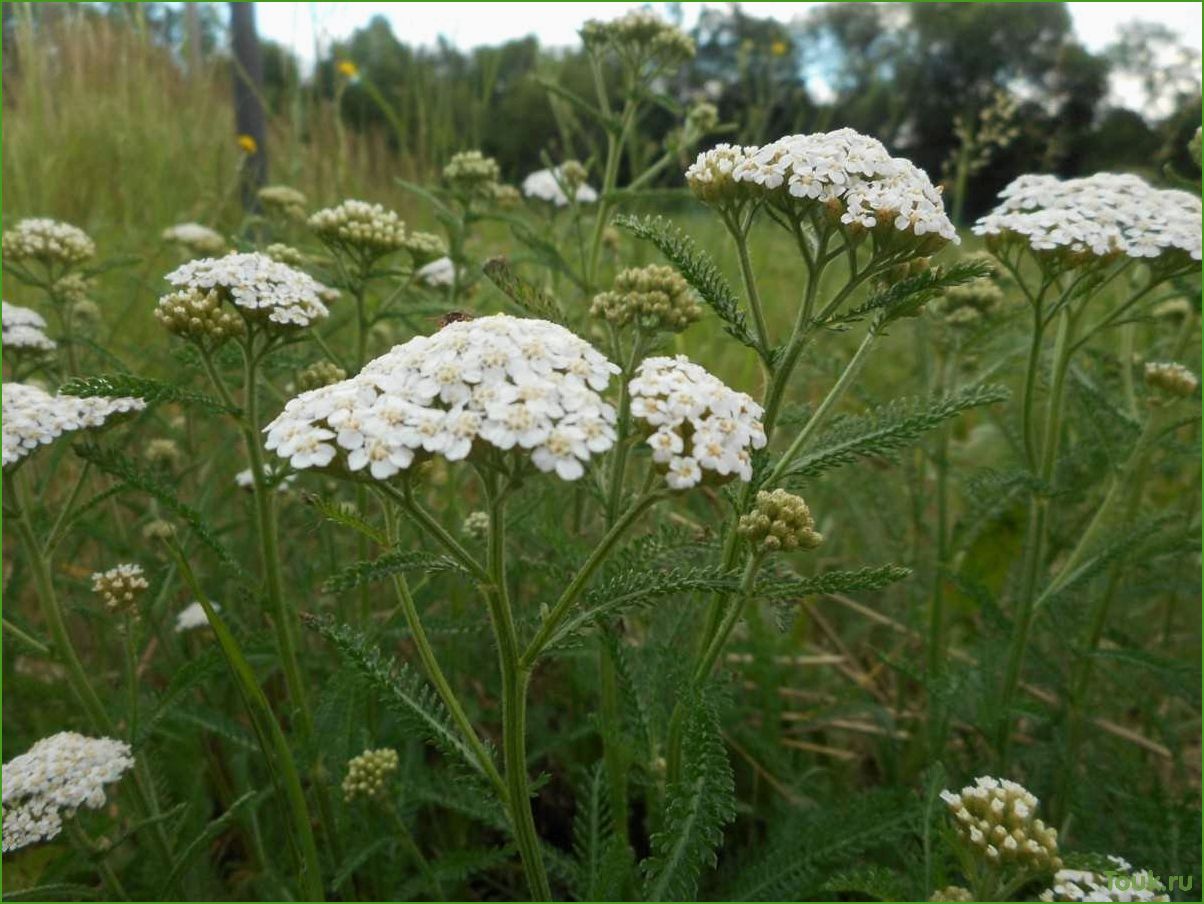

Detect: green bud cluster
443,151,501,199
490,183,522,208
91,564,149,616
296,360,347,391
581,10,695,68
929,887,974,902
342,748,399,802
590,265,701,332
265,243,307,268
2,218,96,268
686,102,719,135
402,231,448,267
309,200,407,258
155,287,244,348
737,489,823,553
257,185,309,220
145,438,183,471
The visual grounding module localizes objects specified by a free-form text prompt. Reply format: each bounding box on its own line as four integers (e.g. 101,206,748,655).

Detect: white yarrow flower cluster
161,222,226,255
1040,857,1169,903
164,252,329,328
416,256,456,288
689,128,957,243
2,218,96,267
2,383,146,468
265,314,619,481
630,355,766,490
522,166,599,207
2,301,56,351
2,732,134,852
234,465,298,492
974,173,1202,263
175,601,219,633
941,776,1061,871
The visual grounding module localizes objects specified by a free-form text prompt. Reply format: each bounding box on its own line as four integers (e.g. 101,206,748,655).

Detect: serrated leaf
302,615,496,782
482,256,567,323
641,692,734,901
614,214,765,359
301,493,386,545
784,384,1011,481
322,550,467,594
757,564,912,601
60,373,237,415
135,646,226,747
822,260,995,329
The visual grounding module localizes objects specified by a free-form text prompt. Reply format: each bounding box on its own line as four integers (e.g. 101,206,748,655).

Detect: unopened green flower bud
738,489,822,553
590,264,701,333
296,360,347,392
402,231,448,267
687,102,719,135
145,438,183,471
490,183,522,208
443,151,501,199
265,243,307,268
257,185,308,220
155,287,244,348
309,199,406,260
342,748,399,802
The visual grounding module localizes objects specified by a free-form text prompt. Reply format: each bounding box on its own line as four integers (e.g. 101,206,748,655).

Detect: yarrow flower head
2,383,145,469
265,243,308,268
2,301,56,352
686,144,758,206
974,173,1201,267
462,510,490,540
2,218,96,269
708,128,957,250
145,438,183,470
522,163,598,207
1039,857,1168,903
929,887,974,902
1144,361,1198,399
941,776,1061,872
2,732,134,852
591,265,701,332
175,601,219,633
629,355,767,490
265,314,619,482
416,256,456,288
91,563,149,616
738,489,823,553
581,10,695,68
309,199,407,260
342,748,399,802
161,222,226,256
164,252,330,329
443,150,501,200
257,185,308,220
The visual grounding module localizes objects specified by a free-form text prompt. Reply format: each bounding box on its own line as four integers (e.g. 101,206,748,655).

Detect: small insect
436,310,475,328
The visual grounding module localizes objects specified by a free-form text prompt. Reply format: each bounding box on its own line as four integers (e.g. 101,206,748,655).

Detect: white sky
254,2,1202,109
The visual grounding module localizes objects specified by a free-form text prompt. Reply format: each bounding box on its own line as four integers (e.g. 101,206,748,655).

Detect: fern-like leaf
73,442,244,575
784,384,1011,481
135,647,226,747
614,214,764,358
482,256,568,323
302,615,495,782
301,493,387,545
322,550,467,594
60,373,237,415
757,564,912,601
571,762,630,901
821,260,995,329
641,693,735,901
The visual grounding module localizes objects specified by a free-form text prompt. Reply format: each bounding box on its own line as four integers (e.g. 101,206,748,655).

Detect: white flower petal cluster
161,222,226,255
416,256,456,287
164,252,329,328
2,301,56,351
91,563,149,615
522,166,599,207
974,173,1202,263
1040,857,1168,903
941,776,1061,871
234,465,298,492
2,732,134,852
1144,361,1199,398
175,601,219,633
688,129,957,243
2,383,146,468
2,218,96,267
685,143,756,204
265,314,619,481
630,355,766,490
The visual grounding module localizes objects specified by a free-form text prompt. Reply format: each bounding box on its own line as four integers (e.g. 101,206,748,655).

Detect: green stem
380,499,508,801
996,305,1077,768
726,212,771,354
166,540,325,901
387,800,445,898
484,482,551,902
521,490,663,669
